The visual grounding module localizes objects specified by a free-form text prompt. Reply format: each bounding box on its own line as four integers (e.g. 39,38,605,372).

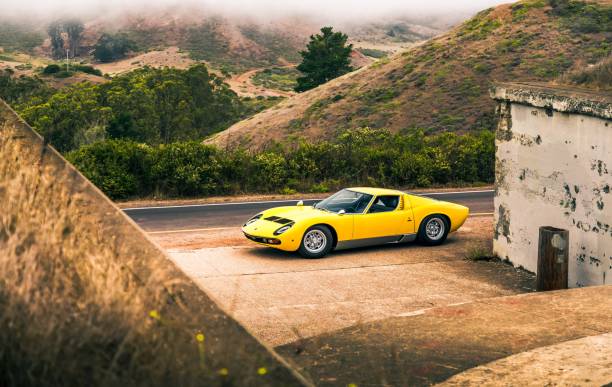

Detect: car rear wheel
418,215,449,246
298,225,333,258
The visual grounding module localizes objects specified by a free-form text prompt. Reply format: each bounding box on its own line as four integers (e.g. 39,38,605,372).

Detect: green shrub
42,64,61,74
280,187,297,195
74,65,103,76
68,129,496,200
53,70,73,78
529,54,573,78
66,140,152,200
361,88,399,103
357,48,389,59
8,65,244,152
459,8,502,40
403,63,416,75
151,142,223,197
93,33,136,63
249,152,288,192
251,67,299,91
473,62,493,74
565,56,612,90
309,183,329,193
511,0,547,21
0,69,53,106
550,0,612,34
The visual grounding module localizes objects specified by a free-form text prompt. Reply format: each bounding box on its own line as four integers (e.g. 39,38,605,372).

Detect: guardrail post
537,226,569,291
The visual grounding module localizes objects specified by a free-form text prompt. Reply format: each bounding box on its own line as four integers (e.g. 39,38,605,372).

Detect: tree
21,83,111,152
64,20,84,57
47,21,64,59
93,33,135,63
295,27,353,92
9,65,244,152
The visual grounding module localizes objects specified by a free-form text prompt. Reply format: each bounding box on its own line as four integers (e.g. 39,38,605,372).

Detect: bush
93,33,136,63
66,140,152,199
11,65,244,152
74,65,103,76
151,142,223,197
42,64,61,74
53,70,73,78
251,67,299,91
357,48,389,59
459,8,502,40
550,0,612,34
565,56,612,90
68,129,495,200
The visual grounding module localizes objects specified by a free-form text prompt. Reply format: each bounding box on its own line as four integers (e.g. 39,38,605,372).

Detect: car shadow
246,234,462,260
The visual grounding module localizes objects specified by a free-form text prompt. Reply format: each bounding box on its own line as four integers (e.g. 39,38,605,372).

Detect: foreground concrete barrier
0,99,309,386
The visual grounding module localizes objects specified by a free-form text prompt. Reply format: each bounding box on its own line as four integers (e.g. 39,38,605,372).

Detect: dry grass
464,243,495,261
563,55,612,90
0,102,302,387
0,218,225,386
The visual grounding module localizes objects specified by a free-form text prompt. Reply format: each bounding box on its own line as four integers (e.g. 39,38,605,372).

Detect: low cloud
4,0,514,23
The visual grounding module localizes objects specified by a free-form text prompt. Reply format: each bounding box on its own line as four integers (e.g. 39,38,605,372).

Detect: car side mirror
338,209,346,216
296,200,304,206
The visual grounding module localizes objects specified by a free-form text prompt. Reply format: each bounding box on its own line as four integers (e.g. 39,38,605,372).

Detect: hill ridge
207,0,611,150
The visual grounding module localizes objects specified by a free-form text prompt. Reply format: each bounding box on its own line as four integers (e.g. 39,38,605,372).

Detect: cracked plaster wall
494,100,611,287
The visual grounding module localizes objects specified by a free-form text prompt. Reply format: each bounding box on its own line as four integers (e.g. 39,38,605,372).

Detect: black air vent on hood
264,216,293,225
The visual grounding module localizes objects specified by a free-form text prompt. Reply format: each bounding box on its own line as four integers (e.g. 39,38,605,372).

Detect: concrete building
491,83,612,287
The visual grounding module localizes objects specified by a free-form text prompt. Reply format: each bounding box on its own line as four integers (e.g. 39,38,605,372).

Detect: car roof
347,187,405,196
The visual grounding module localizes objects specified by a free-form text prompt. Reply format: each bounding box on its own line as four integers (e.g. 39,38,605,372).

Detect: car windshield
314,189,373,214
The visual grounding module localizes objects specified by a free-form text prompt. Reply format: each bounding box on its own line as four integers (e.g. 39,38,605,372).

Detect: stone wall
491,83,612,287
0,99,308,386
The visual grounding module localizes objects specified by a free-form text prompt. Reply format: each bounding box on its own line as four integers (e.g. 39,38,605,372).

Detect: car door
353,195,413,239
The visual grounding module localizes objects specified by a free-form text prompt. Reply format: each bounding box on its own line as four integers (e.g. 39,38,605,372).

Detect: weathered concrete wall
492,83,612,287
0,99,308,386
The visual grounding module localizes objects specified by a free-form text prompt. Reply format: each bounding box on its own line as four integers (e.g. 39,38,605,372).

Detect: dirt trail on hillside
227,66,297,98
95,46,295,97
96,47,196,75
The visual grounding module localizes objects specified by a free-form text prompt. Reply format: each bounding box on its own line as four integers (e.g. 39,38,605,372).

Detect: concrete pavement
440,333,612,386
165,217,536,348
275,285,612,386
146,199,612,386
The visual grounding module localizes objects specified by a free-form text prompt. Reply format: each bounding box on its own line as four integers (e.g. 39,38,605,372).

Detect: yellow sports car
242,187,469,258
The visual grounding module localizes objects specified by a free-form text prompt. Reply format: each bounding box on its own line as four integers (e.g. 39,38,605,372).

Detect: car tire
298,225,334,258
418,215,449,246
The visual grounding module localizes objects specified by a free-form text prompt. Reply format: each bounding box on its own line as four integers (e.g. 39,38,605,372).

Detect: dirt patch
226,66,297,98
152,227,246,250
95,46,195,75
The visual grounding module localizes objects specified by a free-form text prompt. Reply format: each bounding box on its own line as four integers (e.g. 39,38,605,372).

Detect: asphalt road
124,190,494,233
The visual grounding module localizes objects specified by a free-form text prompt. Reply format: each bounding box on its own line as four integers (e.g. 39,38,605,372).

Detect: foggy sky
3,0,515,22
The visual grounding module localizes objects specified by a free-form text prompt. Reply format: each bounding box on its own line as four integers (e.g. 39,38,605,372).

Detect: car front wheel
418,215,449,245
298,225,333,258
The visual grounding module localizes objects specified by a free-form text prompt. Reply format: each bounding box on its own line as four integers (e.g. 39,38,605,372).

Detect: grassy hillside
0,21,45,54
1,11,439,76
208,0,611,150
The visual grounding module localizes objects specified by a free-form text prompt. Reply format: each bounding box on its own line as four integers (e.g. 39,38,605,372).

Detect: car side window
368,195,399,214
350,194,374,214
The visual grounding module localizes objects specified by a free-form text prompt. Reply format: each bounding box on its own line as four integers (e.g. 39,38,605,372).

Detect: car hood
260,205,329,222
243,206,329,236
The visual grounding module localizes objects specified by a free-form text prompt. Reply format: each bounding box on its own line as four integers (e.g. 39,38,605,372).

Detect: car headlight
274,223,294,235
244,214,262,226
